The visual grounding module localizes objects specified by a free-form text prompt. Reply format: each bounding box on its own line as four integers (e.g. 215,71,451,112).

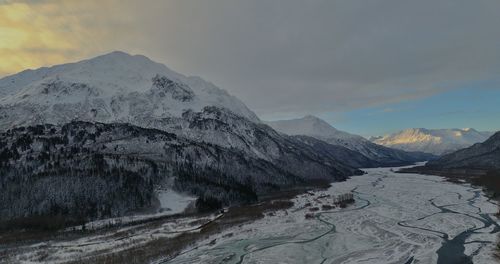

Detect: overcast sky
1,0,500,135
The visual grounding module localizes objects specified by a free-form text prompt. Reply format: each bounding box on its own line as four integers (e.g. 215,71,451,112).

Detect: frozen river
166,166,500,264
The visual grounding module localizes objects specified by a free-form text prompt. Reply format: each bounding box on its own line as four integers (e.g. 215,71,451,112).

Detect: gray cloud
9,0,500,119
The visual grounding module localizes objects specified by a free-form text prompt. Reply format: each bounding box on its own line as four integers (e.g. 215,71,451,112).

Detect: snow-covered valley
3,165,498,264
165,165,500,264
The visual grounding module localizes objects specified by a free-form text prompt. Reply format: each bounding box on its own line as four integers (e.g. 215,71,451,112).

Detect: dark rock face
152,75,195,101
39,80,101,97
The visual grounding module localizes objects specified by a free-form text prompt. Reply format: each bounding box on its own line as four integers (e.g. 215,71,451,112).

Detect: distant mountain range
372,128,494,155
265,116,434,167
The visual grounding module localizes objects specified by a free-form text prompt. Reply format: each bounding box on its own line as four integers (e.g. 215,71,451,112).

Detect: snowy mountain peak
0,51,259,130
90,50,145,62
265,115,351,139
302,114,323,121
462,127,476,132
373,128,493,155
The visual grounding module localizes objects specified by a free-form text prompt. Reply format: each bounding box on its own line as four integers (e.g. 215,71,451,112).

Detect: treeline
174,162,258,212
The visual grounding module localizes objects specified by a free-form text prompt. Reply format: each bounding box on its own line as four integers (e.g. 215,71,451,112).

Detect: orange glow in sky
0,0,135,76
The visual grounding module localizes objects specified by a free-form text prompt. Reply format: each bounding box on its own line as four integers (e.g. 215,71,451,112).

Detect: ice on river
167,166,500,264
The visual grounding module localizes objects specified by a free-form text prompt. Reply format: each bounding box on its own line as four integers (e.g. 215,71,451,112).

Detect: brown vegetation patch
304,213,315,220
321,205,335,210
309,207,319,212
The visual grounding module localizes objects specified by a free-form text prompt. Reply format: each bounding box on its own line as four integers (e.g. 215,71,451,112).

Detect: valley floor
167,165,500,264
1,165,499,264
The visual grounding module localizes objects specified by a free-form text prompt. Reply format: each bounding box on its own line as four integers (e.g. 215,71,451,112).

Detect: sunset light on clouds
0,0,135,76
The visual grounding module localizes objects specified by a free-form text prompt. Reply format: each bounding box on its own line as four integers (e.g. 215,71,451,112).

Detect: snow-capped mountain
0,51,259,130
372,128,493,155
266,115,357,141
0,51,275,163
0,52,367,222
266,116,434,166
1,51,350,165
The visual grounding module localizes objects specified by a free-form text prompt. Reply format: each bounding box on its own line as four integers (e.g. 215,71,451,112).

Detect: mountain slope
0,121,362,222
372,128,493,155
424,131,500,170
266,116,435,167
291,135,380,168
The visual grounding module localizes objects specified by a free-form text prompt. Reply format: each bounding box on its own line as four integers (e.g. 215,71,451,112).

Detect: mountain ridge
372,128,493,155
424,131,500,169
265,116,435,167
